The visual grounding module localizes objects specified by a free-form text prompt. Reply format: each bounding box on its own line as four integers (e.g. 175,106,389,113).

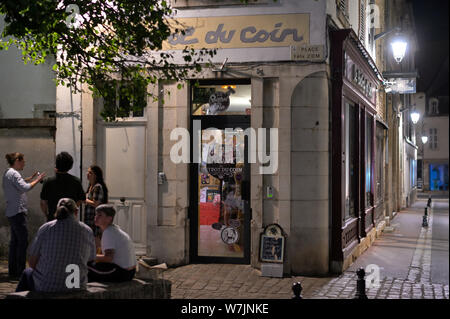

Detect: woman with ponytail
2,152,45,278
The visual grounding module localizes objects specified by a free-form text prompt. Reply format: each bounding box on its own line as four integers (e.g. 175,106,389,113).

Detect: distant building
422,96,449,193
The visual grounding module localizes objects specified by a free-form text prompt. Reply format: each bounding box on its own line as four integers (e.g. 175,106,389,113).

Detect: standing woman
84,165,109,238
2,153,45,278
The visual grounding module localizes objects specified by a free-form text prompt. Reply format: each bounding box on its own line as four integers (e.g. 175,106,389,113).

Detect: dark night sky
411,0,449,96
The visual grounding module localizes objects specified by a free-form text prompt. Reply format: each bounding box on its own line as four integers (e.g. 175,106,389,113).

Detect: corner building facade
61,0,393,275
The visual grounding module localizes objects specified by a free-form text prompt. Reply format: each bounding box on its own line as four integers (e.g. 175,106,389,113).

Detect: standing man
40,152,85,221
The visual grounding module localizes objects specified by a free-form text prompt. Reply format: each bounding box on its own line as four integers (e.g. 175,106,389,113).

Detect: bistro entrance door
190,80,251,264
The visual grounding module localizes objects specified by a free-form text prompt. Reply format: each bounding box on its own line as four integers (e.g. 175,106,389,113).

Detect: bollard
427,196,432,207
354,268,368,299
424,207,428,216
422,214,428,227
291,282,303,299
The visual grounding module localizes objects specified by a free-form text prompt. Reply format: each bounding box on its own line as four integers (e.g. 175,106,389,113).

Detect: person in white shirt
87,204,136,282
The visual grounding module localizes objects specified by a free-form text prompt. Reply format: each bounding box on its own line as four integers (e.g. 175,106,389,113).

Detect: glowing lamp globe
391,40,407,63
410,111,420,124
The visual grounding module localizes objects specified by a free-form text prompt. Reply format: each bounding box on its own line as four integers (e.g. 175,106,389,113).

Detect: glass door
190,79,251,263
191,117,251,263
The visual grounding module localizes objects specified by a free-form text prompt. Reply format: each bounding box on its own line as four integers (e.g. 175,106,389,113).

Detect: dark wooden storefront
330,29,384,269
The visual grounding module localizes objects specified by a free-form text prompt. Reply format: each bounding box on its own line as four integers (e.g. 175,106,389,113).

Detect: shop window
365,113,373,208
375,124,384,203
192,82,251,116
429,164,449,191
410,158,416,188
417,159,423,180
344,102,357,221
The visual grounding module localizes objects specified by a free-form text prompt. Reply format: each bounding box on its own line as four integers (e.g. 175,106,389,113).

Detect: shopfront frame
330,29,383,266
188,78,252,264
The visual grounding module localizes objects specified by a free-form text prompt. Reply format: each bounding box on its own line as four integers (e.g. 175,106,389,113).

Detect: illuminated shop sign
163,14,310,50
344,52,377,104
384,77,416,94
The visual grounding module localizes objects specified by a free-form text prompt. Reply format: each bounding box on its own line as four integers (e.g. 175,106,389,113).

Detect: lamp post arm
374,27,401,41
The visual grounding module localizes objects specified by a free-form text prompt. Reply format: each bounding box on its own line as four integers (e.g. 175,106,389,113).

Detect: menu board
260,235,284,263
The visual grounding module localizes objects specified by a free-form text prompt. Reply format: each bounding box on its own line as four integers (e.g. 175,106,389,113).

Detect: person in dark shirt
40,152,85,221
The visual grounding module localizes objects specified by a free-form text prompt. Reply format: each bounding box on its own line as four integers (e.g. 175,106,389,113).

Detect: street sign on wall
385,77,416,94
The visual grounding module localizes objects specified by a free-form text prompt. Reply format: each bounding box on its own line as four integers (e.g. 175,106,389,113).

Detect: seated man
16,198,96,292
87,204,136,282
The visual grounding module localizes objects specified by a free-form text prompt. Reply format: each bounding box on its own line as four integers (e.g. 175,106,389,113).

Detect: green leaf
0,0,216,121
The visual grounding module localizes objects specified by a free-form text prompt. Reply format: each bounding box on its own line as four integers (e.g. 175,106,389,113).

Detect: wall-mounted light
375,27,408,63
391,37,408,63
410,110,420,124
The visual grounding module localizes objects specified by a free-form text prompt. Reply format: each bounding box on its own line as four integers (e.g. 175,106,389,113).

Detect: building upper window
429,128,438,150
101,81,146,120
429,98,440,115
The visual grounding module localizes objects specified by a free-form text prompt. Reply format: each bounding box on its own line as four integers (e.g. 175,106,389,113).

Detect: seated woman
87,204,136,282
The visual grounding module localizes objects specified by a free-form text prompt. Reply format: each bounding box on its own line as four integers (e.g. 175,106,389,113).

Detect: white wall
55,85,82,179
0,17,56,118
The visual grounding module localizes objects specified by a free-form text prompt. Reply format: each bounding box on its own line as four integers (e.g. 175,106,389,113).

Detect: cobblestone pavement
0,260,19,299
160,263,448,299
161,200,448,299
0,201,448,299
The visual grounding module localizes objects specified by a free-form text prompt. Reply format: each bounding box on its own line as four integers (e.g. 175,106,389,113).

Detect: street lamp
375,27,408,63
421,136,428,144
391,37,408,63
410,110,420,124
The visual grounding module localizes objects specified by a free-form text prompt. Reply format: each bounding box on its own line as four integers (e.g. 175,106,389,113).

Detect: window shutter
338,0,349,17
359,0,366,43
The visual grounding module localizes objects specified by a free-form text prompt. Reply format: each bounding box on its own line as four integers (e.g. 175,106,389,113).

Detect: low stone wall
5,278,171,299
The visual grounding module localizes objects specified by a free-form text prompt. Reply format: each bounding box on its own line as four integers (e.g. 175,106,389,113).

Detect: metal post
354,268,368,299
422,214,428,227
291,282,303,299
427,196,432,207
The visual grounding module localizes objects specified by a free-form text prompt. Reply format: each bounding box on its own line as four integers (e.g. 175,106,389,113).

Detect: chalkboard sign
260,235,284,263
